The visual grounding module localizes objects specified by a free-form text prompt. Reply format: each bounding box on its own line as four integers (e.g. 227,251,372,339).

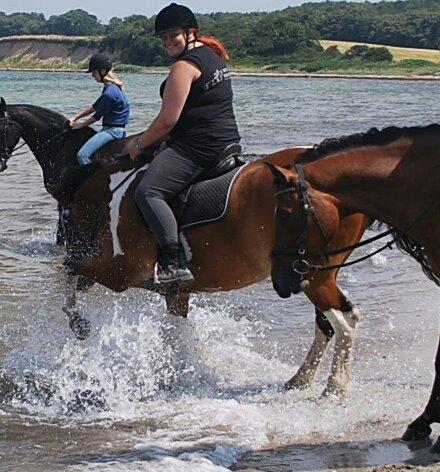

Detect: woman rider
130,3,241,285
69,54,130,165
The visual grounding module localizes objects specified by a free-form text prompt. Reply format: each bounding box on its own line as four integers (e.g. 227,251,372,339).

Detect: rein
271,163,432,276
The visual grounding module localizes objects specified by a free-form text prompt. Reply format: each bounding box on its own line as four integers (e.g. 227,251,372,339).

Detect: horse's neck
304,136,440,230
9,106,64,176
306,138,422,228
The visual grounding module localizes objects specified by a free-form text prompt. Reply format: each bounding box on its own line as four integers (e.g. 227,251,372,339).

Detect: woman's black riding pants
135,147,205,248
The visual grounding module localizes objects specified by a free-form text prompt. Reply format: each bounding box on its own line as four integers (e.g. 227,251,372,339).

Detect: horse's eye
276,209,291,221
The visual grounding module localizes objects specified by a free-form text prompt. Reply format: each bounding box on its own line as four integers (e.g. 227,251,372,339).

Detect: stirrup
153,262,194,285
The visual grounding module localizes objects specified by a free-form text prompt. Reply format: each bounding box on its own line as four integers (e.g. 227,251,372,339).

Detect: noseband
271,164,322,279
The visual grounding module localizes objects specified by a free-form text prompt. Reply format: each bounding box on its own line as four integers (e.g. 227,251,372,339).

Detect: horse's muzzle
272,267,304,298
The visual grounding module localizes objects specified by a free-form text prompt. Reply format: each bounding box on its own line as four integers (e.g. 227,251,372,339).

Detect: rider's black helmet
86,54,112,73
154,3,198,36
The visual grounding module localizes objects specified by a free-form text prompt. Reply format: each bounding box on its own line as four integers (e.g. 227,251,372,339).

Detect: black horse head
0,97,24,172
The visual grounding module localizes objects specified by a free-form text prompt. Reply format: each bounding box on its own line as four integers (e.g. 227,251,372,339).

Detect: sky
0,0,376,22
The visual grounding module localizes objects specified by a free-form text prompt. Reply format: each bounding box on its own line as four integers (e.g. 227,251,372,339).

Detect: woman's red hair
189,29,230,61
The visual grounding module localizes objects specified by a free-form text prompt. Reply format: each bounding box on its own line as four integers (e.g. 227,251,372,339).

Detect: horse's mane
301,122,440,286
299,123,440,164
9,103,67,129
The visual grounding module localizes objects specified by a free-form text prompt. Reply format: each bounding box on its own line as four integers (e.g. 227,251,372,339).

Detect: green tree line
0,1,438,68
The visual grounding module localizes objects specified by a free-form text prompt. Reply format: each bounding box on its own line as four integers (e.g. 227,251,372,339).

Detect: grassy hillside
0,35,439,77
320,40,439,62
0,35,111,70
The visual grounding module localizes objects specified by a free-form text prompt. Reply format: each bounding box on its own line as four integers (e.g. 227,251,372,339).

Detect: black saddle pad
177,164,247,230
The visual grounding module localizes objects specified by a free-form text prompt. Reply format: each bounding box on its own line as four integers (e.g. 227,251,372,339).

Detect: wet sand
234,435,440,471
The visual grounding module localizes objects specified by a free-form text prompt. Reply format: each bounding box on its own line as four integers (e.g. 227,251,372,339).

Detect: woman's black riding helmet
86,54,112,73
154,3,198,36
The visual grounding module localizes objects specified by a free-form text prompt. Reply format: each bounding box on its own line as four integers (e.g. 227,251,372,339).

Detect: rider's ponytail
104,71,124,89
189,29,230,61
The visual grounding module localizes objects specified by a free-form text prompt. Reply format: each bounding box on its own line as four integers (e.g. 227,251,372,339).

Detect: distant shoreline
1,67,439,81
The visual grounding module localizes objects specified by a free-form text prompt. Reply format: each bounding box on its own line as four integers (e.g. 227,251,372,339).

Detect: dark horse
268,124,440,447
0,96,370,397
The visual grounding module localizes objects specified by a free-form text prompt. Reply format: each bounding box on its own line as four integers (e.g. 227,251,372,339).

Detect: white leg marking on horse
109,164,149,257
323,307,362,397
286,322,331,389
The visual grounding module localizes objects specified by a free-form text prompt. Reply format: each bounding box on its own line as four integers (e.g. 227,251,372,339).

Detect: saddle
61,143,246,274
170,143,246,229
166,143,246,268
196,143,244,182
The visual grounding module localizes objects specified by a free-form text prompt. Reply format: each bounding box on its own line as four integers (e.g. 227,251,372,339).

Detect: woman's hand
67,116,77,124
129,137,142,161
70,121,83,130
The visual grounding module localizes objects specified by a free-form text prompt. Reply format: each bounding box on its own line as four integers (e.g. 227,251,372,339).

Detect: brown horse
0,97,369,397
59,145,370,397
268,124,440,447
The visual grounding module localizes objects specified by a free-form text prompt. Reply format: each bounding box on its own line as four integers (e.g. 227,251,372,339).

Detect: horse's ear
265,162,292,184
0,97,6,117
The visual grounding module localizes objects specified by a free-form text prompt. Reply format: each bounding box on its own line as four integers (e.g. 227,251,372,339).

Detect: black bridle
271,163,399,278
0,115,25,171
0,114,69,173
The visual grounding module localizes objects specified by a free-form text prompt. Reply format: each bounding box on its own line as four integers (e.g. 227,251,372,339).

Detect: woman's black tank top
160,45,241,166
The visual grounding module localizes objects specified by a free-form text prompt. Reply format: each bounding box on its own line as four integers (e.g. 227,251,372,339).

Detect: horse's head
267,162,337,298
266,163,307,297
0,97,23,172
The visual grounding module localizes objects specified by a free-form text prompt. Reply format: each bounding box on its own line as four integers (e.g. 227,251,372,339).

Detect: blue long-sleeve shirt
92,83,130,127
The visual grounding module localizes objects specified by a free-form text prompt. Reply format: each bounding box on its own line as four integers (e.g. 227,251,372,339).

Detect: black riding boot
155,243,194,285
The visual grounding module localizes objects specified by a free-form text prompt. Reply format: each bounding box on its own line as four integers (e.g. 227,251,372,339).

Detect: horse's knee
323,307,362,343
315,310,335,340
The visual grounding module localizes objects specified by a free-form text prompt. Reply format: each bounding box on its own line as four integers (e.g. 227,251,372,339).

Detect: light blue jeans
76,126,126,166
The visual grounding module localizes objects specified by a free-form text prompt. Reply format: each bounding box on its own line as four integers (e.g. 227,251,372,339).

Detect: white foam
2,291,436,470
371,252,388,267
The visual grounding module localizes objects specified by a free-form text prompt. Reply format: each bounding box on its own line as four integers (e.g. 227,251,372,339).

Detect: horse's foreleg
321,307,362,398
56,202,65,246
62,274,91,340
165,289,190,317
301,269,361,397
159,290,198,387
403,335,440,449
285,309,334,390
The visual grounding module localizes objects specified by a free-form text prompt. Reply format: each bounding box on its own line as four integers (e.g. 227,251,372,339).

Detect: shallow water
0,71,440,471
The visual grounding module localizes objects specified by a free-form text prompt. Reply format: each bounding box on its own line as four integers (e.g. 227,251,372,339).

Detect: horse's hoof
402,424,432,441
284,377,310,391
76,275,95,292
69,316,91,341
320,383,346,399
